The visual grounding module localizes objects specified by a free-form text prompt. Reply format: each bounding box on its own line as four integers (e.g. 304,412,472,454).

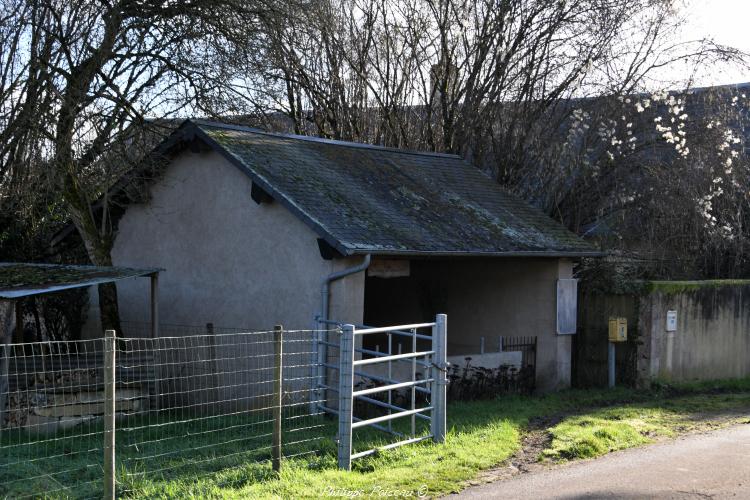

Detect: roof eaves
348,248,606,258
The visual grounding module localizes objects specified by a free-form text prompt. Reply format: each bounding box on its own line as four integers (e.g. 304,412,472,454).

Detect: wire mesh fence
0,325,333,499
0,338,106,498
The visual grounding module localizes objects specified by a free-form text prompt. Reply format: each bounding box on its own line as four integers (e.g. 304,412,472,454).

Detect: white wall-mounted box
666,310,677,332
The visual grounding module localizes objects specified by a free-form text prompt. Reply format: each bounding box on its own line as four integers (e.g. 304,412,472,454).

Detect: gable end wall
85,149,364,335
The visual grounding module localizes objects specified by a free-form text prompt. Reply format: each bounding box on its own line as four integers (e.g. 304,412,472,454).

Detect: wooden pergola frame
0,262,161,342
0,263,162,430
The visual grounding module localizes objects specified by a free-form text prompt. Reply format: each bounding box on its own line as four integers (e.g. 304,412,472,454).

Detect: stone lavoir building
78,119,600,391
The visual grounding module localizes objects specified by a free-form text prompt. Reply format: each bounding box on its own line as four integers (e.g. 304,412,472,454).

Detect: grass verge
3,378,750,498
544,388,750,461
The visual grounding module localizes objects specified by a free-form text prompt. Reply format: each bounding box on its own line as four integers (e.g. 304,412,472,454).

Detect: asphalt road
453,424,750,499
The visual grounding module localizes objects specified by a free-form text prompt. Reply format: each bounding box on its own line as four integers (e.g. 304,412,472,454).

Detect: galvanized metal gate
316,315,448,469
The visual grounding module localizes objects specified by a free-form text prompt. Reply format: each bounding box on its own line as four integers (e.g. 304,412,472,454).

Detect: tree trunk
64,176,122,337
97,282,122,335
0,301,14,342
80,232,122,336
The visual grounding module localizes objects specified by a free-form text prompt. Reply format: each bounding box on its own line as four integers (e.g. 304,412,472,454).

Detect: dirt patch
465,415,562,486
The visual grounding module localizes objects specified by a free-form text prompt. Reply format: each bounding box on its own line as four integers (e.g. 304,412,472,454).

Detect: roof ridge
189,119,463,160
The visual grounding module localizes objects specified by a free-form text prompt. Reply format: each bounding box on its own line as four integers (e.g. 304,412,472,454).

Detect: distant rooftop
193,120,462,159
0,263,160,299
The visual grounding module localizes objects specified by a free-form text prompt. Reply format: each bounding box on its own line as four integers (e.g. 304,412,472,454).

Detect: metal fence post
337,324,355,470
431,314,447,444
104,329,116,500
309,318,319,416
272,324,283,472
315,317,328,413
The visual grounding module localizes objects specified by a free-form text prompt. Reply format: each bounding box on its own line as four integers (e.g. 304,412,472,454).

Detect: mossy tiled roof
0,263,160,299
182,120,599,257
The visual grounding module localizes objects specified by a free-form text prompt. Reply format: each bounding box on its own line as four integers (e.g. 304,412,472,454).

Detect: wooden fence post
104,329,116,500
272,325,283,472
315,317,328,413
206,323,220,413
337,324,355,470
13,301,22,343
150,274,160,412
431,314,447,443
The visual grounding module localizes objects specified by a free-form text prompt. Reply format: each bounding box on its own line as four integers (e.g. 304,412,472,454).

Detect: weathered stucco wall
91,149,364,333
82,150,366,410
638,282,750,382
577,281,750,387
438,257,573,392
364,257,574,392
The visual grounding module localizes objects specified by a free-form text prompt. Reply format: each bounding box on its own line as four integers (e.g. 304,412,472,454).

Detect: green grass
544,384,750,461
544,407,674,459
103,403,521,499
3,379,750,499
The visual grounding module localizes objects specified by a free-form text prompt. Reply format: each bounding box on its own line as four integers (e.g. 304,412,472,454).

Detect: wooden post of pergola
0,300,15,430
150,272,160,411
13,302,22,343
150,273,159,340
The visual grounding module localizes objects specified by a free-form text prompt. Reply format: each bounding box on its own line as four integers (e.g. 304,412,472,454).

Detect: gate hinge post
430,314,447,444
337,324,355,470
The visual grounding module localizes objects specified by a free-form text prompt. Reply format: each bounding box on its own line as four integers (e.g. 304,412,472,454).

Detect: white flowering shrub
554,85,750,278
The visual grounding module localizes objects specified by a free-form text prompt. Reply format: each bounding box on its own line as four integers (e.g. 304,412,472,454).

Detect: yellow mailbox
608,317,627,342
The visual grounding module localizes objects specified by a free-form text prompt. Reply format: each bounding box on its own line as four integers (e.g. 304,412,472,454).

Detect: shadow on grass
3,380,750,498
126,384,750,496
0,410,339,499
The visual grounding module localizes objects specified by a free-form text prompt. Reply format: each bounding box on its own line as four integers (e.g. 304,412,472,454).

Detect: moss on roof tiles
0,263,158,297
197,121,598,256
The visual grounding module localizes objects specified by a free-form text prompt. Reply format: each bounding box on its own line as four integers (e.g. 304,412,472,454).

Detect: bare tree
2,0,748,331
0,0,267,332
252,0,748,279
253,1,730,151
